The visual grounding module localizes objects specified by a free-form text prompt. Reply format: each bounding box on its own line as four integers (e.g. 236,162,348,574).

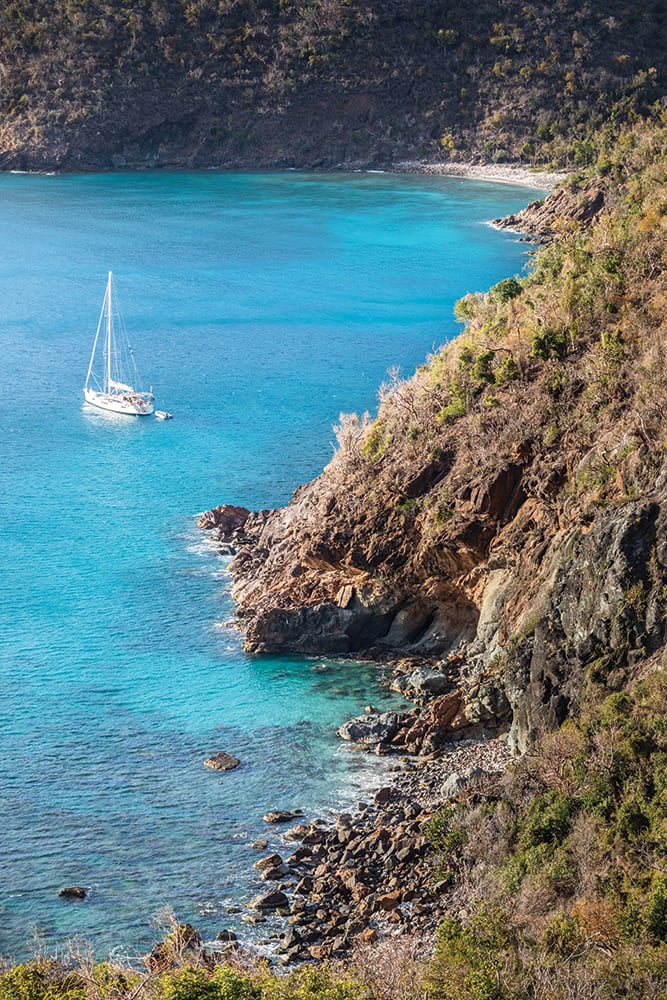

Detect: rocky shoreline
200,501,515,966
230,728,512,966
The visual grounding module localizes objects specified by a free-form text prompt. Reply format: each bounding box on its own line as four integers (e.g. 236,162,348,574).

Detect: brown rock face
204,752,240,771
202,153,667,754
197,504,250,535
495,180,607,240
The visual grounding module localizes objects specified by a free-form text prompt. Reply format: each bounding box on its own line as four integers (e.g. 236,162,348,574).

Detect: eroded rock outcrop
201,440,667,751
201,145,667,752
494,178,608,240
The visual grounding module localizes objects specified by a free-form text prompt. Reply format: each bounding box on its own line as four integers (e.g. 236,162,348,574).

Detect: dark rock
58,886,87,900
263,809,303,823
253,853,283,871
283,824,312,841
248,889,289,910
294,876,315,894
288,846,315,864
216,929,238,942
337,711,402,744
308,943,333,960
281,927,302,949
375,786,394,805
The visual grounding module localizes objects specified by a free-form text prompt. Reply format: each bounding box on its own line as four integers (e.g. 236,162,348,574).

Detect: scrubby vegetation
5,112,667,1000
0,0,665,168
325,112,667,587
424,671,667,999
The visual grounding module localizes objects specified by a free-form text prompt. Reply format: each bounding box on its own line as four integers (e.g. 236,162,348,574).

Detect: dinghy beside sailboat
83,271,155,416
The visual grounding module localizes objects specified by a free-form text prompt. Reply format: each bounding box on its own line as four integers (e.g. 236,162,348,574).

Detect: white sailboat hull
83,272,157,417
84,386,154,416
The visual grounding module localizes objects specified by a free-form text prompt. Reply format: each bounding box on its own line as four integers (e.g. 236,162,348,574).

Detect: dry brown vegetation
0,0,665,169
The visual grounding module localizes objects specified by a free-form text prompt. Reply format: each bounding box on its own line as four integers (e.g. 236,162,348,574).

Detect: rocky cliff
203,122,667,752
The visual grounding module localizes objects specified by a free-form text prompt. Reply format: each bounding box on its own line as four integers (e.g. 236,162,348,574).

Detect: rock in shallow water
58,886,88,900
204,752,241,771
248,889,289,910
263,809,303,823
197,504,250,534
337,711,402,744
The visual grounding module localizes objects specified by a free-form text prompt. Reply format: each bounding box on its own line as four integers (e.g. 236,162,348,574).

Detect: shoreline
393,159,568,191
5,158,568,192
232,729,514,966
230,671,516,966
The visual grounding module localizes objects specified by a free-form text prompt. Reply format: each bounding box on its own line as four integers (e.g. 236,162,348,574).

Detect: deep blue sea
0,169,542,961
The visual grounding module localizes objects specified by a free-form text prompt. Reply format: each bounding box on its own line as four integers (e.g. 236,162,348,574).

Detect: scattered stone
263,809,303,824
251,838,269,850
58,886,87,900
248,889,290,911
216,929,238,942
204,751,241,771
253,853,283,871
376,890,402,911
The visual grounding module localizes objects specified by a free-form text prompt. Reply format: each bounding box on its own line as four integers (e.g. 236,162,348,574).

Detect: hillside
0,0,665,171
4,116,667,1000
213,118,667,757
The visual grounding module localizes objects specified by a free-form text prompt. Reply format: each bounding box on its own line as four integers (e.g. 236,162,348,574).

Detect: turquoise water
0,170,541,961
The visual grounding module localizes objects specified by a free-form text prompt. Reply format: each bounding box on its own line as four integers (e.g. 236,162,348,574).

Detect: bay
0,169,541,960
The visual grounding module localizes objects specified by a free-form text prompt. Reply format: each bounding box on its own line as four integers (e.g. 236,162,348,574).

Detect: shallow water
0,169,541,960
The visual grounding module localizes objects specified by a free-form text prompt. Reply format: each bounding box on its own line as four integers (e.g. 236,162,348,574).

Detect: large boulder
393,666,451,697
248,889,289,910
337,711,403,744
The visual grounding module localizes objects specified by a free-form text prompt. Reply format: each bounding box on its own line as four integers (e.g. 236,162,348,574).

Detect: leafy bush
489,277,522,304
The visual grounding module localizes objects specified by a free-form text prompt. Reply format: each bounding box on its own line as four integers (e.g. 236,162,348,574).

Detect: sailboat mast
106,271,112,393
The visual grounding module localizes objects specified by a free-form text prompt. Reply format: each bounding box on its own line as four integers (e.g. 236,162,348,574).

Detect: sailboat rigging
83,272,155,416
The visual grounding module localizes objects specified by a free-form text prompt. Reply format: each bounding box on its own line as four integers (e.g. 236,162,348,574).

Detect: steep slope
211,119,667,752
0,0,665,170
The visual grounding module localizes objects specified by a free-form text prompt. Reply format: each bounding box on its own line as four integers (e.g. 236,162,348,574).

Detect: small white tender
83,271,155,416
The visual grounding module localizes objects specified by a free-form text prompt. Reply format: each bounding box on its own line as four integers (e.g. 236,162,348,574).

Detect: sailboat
83,271,155,416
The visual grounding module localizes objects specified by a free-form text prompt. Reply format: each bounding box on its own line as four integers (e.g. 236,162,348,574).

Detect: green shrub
494,355,518,384
361,418,387,458
0,961,85,1000
541,912,584,956
426,910,517,1000
646,877,667,941
490,277,522,304
519,789,578,848
531,326,567,360
438,396,467,424
159,967,223,1000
